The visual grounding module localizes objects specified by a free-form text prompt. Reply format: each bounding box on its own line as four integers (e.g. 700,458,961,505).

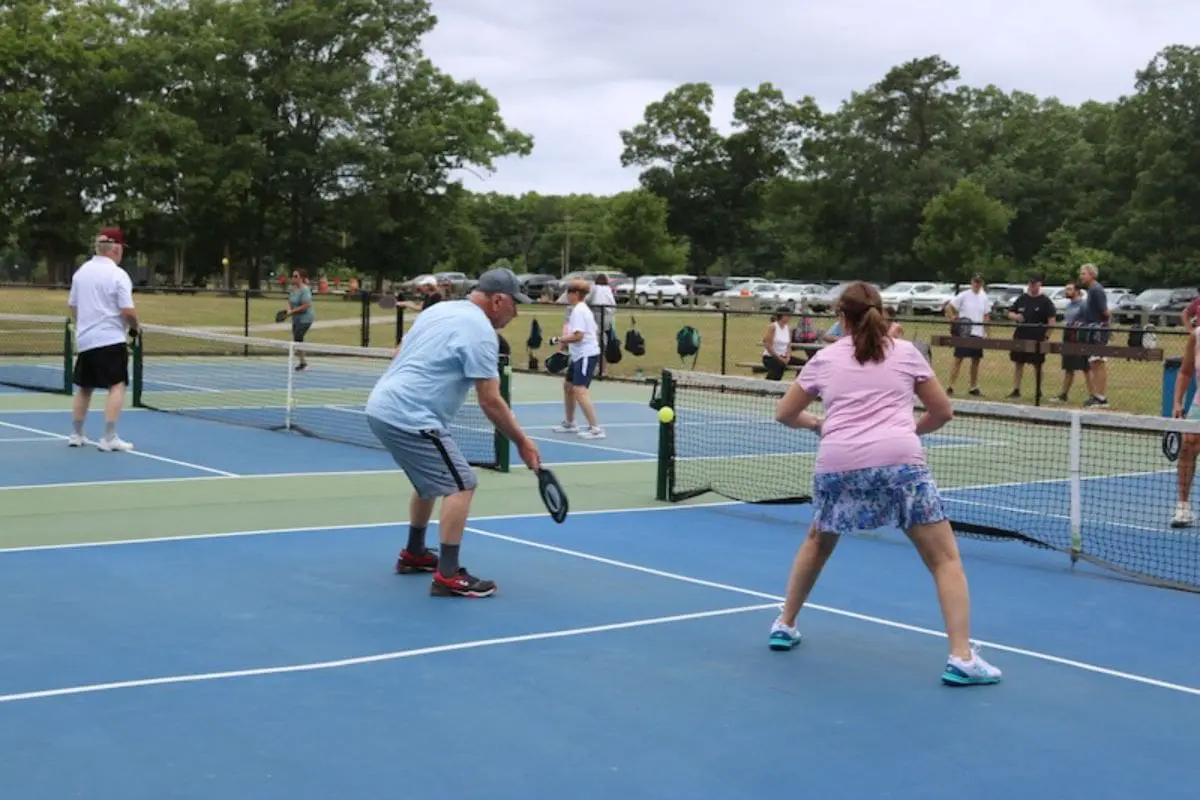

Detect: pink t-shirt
796,336,934,474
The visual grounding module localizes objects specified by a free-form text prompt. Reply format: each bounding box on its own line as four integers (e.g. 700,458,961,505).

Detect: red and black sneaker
430,567,497,598
396,548,438,574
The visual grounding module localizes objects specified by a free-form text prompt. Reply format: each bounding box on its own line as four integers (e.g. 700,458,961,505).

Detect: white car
619,276,690,306
880,281,942,313
907,283,957,314
765,283,827,312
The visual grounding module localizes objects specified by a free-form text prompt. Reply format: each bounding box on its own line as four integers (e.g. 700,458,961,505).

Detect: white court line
147,379,222,393
461,525,1200,698
0,420,239,478
0,457,659,493
0,436,60,443
0,602,780,704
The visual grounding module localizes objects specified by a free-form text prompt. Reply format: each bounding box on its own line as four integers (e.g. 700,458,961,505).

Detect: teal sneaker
768,619,802,651
941,645,1002,686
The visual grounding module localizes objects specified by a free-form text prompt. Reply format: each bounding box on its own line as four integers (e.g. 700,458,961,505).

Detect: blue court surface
1,394,1199,799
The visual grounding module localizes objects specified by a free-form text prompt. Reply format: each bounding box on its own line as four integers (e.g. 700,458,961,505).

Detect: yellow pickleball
658,406,675,424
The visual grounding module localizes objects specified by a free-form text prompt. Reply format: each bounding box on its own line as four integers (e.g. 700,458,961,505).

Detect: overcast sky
421,0,1194,197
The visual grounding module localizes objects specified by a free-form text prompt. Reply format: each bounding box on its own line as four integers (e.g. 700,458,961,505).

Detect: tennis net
0,314,73,394
132,324,511,470
653,369,1200,593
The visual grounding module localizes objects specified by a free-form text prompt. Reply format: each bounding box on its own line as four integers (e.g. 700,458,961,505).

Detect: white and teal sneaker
941,645,1002,686
768,618,802,651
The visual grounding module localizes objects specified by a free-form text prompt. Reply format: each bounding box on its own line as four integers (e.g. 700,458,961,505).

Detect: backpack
605,327,623,364
624,325,646,357
676,325,701,368
526,318,543,350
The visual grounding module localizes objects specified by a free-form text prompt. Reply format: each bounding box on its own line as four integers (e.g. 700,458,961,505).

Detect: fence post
243,289,250,356
720,312,728,374
597,305,608,379
396,305,405,346
360,290,371,347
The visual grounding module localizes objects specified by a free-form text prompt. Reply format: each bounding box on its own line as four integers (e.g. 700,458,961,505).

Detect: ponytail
850,306,889,364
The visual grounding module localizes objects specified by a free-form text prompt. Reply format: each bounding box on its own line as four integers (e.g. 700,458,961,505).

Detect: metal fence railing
0,282,1183,417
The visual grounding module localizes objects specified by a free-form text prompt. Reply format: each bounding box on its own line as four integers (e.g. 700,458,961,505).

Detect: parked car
691,276,728,296
615,275,690,306
516,273,557,299
434,271,476,295
880,281,943,314
1116,287,1199,327
767,283,827,312
907,283,957,314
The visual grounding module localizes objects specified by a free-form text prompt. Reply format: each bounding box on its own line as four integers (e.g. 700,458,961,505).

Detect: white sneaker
942,645,1002,686
578,427,606,439
67,434,87,447
1172,502,1195,528
551,422,578,434
768,618,802,651
96,436,134,452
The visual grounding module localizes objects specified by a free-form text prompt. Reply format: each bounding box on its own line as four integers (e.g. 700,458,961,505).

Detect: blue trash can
1162,356,1196,417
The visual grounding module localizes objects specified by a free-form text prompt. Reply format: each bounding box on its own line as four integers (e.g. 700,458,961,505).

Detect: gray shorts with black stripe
367,416,478,499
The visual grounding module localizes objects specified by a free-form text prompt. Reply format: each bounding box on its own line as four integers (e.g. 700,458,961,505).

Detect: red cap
97,227,126,246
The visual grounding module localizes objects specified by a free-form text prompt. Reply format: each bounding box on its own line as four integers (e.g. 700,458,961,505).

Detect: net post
284,340,296,431
1068,410,1082,564
61,316,73,394
655,370,675,501
131,329,143,407
496,364,512,472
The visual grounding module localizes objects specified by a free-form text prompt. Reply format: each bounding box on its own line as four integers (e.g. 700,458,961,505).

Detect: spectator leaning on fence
1051,281,1088,403
1006,274,1057,399
943,274,989,396
589,274,616,334
1078,263,1110,408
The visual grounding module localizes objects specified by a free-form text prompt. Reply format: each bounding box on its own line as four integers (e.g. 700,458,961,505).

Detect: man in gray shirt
1078,263,1110,408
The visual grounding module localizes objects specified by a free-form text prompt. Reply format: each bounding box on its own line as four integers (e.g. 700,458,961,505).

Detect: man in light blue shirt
366,267,541,598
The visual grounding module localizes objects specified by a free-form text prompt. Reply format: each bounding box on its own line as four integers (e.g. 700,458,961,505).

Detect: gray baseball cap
476,267,532,303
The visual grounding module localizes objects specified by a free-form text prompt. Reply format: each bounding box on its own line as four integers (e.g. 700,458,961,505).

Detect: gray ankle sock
104,422,116,438
72,420,84,435
437,544,460,577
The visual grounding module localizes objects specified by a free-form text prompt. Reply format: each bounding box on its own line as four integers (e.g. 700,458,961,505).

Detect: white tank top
763,321,790,358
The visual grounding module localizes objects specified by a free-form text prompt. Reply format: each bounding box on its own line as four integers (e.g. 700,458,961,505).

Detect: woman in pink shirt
767,282,1001,686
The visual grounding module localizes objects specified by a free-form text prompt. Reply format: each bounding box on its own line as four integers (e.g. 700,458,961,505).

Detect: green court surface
0,373,706,549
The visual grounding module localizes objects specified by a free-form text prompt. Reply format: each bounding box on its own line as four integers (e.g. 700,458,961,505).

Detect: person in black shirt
1006,274,1057,399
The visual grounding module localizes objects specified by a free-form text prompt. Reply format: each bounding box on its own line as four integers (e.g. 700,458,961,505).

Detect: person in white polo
67,227,139,451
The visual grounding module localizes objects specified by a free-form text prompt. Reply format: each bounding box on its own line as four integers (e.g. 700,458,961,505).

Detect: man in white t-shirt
944,273,990,396
67,228,139,451
550,279,605,438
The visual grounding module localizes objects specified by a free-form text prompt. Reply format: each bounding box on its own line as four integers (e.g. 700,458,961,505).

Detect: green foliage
913,178,1015,280
3,16,1200,294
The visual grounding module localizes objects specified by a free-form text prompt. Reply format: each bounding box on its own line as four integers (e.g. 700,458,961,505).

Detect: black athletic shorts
73,342,128,389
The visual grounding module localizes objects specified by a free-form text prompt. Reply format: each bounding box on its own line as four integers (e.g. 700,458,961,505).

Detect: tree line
2,0,1197,291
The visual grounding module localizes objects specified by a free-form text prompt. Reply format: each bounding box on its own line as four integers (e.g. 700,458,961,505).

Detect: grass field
0,287,1180,415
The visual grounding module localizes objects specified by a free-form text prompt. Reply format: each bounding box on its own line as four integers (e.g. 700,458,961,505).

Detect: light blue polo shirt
365,300,499,433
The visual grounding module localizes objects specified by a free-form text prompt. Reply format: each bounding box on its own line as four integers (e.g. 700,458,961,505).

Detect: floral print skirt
811,464,947,535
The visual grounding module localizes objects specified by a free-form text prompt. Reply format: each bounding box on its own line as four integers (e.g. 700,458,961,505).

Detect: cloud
421,0,1198,196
